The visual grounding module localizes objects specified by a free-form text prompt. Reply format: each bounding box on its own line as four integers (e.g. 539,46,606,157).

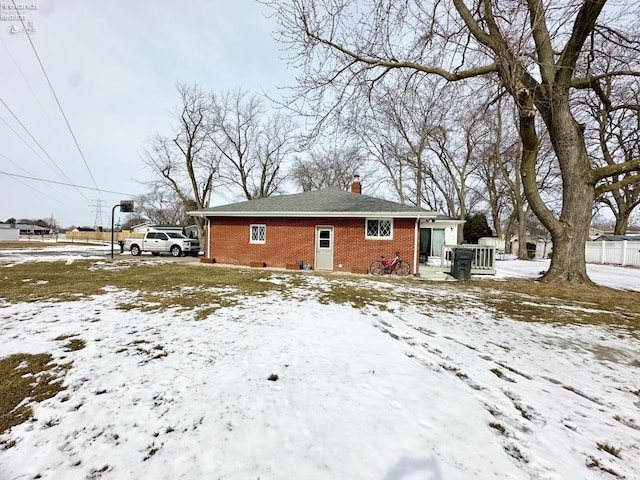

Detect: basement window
250,224,266,244
366,219,393,239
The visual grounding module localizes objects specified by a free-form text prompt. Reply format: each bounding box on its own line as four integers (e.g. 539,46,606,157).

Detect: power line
0,152,87,212
0,97,90,202
3,167,69,208
0,170,135,196
0,113,64,179
0,151,85,209
0,34,63,140
11,0,103,201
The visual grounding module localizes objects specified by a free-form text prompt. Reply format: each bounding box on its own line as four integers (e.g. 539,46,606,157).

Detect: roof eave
188,210,436,219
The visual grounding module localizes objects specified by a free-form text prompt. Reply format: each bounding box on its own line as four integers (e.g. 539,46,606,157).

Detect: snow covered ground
0,243,112,266
495,258,640,292
0,253,639,479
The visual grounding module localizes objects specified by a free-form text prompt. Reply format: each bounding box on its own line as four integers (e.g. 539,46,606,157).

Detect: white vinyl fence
585,241,640,267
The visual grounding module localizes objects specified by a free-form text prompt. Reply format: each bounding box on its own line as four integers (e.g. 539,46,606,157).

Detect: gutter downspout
414,216,420,276
206,217,211,259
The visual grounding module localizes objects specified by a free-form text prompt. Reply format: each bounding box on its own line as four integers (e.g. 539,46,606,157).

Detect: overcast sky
0,0,293,228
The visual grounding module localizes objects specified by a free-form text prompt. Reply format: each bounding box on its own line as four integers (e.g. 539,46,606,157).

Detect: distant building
14,224,50,235
183,225,199,239
0,223,19,241
590,234,640,242
131,223,184,233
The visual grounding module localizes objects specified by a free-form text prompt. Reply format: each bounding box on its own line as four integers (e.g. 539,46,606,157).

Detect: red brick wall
206,216,417,272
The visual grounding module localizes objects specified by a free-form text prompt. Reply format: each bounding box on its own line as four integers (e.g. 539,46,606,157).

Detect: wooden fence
17,231,145,243
64,230,144,242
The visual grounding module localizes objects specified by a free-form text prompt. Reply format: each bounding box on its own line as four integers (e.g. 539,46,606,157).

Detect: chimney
351,174,361,194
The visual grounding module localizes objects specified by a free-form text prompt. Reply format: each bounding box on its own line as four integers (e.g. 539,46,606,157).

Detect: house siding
207,216,417,272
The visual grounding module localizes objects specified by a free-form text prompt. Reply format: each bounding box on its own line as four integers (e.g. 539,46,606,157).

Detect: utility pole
90,199,106,230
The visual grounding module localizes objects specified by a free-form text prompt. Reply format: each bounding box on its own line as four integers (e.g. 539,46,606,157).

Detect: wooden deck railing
440,244,496,275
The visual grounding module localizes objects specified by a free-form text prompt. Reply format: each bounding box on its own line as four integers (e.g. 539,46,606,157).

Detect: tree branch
304,28,498,81
556,0,606,86
527,0,556,84
572,71,640,88
592,157,640,182
595,173,640,197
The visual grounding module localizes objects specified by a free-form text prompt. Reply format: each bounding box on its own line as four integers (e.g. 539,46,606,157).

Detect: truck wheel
130,245,141,256
170,245,182,257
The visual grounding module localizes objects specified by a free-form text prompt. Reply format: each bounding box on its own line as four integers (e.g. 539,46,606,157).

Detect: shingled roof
189,188,437,218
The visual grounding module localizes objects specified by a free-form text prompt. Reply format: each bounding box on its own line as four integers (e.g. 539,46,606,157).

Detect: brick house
189,177,461,274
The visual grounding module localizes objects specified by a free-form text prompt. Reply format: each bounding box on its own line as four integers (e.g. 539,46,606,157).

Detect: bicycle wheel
394,261,411,276
369,260,385,276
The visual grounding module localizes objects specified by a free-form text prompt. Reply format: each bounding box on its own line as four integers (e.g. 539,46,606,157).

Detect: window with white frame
250,224,266,244
366,218,393,239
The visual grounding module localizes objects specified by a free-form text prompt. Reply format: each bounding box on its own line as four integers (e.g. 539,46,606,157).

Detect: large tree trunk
521,94,593,284
614,210,630,235
544,100,592,283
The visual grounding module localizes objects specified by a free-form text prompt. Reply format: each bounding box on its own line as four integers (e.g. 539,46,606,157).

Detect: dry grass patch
597,442,622,458
1,260,638,331
0,353,71,438
317,282,393,309
53,334,86,352
0,261,282,305
0,241,76,249
0,261,317,320
63,338,86,352
455,279,640,331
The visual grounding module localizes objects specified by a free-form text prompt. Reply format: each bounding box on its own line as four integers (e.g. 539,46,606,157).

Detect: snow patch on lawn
0,271,639,479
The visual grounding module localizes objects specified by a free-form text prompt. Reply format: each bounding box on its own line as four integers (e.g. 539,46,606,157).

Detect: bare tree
265,0,640,284
133,186,188,225
374,78,445,208
210,89,299,200
355,76,458,210
364,139,415,205
355,110,416,205
581,74,640,234
141,83,217,241
473,124,511,240
471,94,532,258
349,75,483,237
424,108,486,242
470,89,516,241
121,214,148,231
291,143,369,191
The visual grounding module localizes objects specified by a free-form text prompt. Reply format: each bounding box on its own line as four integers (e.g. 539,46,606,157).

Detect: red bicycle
369,251,411,276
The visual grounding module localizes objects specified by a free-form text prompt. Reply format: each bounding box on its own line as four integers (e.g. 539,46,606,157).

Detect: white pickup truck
124,231,200,257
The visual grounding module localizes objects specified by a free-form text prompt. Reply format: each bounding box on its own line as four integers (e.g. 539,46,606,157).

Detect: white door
315,226,334,270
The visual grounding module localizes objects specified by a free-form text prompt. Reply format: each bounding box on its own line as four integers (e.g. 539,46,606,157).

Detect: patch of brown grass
0,241,77,249
456,279,640,331
0,353,71,437
0,260,638,331
0,261,278,304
